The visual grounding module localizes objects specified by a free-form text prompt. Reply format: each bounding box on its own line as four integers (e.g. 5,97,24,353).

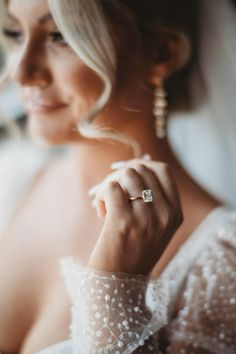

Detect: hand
88,159,183,275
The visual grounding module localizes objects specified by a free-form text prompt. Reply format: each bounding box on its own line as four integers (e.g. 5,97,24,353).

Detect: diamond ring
129,189,153,203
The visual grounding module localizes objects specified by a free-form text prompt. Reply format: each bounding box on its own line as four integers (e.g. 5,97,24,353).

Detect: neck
69,103,220,215
71,122,174,186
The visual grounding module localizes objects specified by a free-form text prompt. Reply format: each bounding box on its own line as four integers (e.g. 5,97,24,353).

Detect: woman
0,0,235,353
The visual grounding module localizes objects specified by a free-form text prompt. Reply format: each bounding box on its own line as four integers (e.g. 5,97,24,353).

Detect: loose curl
0,0,199,155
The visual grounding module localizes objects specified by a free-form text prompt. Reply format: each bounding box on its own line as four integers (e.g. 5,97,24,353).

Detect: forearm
61,258,168,354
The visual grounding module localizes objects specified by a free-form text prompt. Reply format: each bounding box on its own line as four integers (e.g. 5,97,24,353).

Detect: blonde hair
0,1,22,139
0,0,198,155
0,0,9,88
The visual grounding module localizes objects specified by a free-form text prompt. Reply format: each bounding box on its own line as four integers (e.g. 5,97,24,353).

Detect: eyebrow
38,13,54,25
6,12,54,25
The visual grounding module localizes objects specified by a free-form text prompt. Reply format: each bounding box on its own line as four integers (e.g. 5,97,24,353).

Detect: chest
0,179,102,354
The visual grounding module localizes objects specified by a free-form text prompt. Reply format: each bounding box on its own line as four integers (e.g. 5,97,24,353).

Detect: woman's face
4,0,104,146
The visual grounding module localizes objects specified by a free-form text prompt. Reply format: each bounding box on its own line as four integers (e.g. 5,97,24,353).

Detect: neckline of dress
162,204,232,300
40,206,232,354
175,204,230,252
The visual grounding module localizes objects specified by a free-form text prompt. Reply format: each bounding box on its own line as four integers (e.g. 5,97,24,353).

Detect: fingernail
96,206,103,219
91,198,97,208
110,161,126,170
88,184,100,196
143,154,151,161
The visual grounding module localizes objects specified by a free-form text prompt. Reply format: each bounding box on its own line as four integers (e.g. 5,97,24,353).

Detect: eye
2,28,23,43
49,31,67,46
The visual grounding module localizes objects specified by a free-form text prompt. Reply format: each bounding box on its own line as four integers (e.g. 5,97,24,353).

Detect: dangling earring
153,83,168,139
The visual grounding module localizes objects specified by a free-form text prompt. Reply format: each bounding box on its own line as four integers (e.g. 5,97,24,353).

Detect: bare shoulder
0,153,75,352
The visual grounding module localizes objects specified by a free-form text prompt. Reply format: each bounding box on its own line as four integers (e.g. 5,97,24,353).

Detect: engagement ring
129,189,153,203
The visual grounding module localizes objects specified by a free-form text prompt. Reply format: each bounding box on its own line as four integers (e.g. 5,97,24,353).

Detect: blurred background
0,30,235,208
0,44,26,140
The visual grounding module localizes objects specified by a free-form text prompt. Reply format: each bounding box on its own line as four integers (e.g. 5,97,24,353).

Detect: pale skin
0,0,221,353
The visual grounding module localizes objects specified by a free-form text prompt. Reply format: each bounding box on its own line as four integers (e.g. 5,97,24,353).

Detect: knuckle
160,162,171,175
118,215,134,236
125,167,137,178
159,206,170,229
136,163,148,175
107,180,119,191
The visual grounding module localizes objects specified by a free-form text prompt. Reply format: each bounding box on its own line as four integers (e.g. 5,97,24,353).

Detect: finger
133,161,181,209
110,161,126,170
110,155,152,171
96,199,106,219
93,165,138,202
153,164,181,209
143,154,152,161
103,181,131,219
134,163,169,215
89,168,128,198
92,159,152,199
92,160,181,209
93,174,122,202
88,184,101,197
120,167,152,220
92,168,150,222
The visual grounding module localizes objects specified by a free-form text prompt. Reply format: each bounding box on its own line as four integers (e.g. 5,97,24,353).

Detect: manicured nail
88,184,100,196
96,206,103,219
143,154,151,161
110,161,126,170
91,198,97,208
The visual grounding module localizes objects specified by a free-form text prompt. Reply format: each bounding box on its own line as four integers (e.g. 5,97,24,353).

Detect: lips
26,100,67,114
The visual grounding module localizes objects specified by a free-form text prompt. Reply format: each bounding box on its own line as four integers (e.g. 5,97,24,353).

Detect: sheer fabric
60,258,168,354
169,0,236,207
38,206,236,354
164,207,236,354
0,143,235,353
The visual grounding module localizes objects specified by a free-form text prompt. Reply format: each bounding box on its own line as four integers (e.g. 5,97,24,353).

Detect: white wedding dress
40,206,236,354
0,141,236,354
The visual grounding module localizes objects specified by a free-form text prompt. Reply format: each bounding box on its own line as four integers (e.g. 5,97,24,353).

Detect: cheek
7,51,20,79
55,59,104,121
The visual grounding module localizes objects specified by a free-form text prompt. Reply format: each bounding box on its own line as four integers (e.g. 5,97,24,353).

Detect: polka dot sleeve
60,258,168,354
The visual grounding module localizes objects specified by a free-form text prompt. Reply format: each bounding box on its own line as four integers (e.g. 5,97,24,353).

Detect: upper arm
165,224,236,354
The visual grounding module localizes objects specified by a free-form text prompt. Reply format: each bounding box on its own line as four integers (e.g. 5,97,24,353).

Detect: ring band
129,189,153,203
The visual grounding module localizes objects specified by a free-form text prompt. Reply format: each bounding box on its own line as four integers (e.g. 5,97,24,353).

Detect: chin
27,116,75,147
29,134,63,148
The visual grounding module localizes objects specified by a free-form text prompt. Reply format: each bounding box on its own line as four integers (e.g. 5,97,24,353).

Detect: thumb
96,199,107,219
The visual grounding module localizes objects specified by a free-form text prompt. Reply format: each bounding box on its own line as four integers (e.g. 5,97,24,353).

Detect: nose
13,40,52,88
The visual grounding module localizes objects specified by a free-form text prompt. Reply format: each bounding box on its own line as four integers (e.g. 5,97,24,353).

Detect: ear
149,32,191,86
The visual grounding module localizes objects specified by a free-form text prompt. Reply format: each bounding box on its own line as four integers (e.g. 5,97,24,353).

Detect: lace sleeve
60,258,169,354
165,218,236,354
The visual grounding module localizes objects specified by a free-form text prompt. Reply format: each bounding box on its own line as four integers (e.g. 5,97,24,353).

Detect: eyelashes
50,31,64,42
2,28,23,42
49,31,68,46
2,28,68,47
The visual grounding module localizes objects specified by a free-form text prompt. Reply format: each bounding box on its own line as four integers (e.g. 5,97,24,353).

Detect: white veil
169,0,236,207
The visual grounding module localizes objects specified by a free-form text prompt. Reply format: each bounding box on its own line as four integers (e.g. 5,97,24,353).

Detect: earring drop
153,84,168,139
